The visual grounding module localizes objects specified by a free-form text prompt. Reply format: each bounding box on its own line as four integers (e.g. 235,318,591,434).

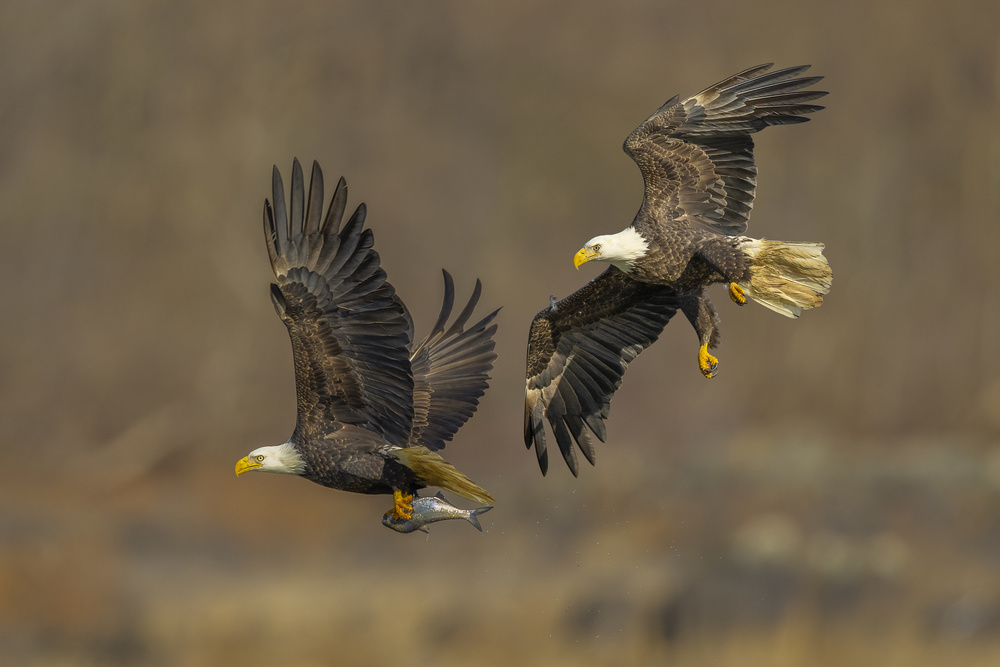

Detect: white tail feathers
392,446,495,505
738,238,832,318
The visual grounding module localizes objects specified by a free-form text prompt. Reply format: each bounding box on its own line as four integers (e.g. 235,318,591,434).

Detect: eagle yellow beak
235,456,261,476
574,247,600,269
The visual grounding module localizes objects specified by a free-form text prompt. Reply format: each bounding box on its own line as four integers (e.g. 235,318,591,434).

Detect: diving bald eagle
525,64,833,475
236,159,497,521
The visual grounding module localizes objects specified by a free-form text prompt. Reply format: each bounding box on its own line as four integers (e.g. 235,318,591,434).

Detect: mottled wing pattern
408,270,500,451
266,159,415,447
624,64,827,236
524,267,681,476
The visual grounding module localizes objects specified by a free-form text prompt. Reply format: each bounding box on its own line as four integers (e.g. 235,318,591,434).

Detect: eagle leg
390,489,414,520
728,283,746,306
698,344,718,379
681,291,721,379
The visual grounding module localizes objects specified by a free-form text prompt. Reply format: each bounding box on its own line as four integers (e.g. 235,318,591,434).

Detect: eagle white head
235,442,306,476
574,227,649,272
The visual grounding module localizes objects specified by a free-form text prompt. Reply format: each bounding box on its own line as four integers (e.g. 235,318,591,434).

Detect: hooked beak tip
234,456,260,476
573,248,595,269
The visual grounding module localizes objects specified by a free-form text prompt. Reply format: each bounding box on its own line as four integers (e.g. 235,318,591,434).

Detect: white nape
247,442,306,475
585,227,649,272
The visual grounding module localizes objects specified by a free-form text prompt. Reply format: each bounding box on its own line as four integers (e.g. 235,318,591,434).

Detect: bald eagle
525,64,833,475
235,159,497,521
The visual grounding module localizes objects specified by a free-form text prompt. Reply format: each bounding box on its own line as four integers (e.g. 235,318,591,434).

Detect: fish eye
256,455,265,462
592,243,602,252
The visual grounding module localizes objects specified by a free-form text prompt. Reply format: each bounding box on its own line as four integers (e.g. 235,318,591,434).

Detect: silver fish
382,493,493,534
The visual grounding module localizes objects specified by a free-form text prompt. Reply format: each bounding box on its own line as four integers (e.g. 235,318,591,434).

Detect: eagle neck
608,226,649,272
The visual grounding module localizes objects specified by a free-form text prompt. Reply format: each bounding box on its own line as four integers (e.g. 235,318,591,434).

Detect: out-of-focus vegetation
2,1,999,665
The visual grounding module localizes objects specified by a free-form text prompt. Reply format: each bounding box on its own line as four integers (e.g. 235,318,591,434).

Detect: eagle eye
256,455,265,463
592,243,602,252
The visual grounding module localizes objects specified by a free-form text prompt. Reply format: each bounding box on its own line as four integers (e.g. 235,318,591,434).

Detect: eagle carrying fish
235,159,497,529
524,64,833,476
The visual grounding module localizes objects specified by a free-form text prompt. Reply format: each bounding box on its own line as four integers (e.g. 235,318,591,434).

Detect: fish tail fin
393,446,495,505
467,506,493,532
738,238,832,318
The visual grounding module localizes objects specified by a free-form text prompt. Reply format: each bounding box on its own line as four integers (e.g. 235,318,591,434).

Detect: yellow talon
729,282,746,305
698,344,718,379
391,490,414,520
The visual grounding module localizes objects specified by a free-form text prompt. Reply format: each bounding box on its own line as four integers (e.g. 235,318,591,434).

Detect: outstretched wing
624,63,827,236
266,159,414,447
524,267,680,476
408,270,500,451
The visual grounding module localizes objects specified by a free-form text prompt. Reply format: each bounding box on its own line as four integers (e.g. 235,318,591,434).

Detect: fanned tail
738,238,832,318
393,446,495,505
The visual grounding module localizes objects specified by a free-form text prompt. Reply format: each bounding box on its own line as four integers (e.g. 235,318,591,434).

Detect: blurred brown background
2,1,999,665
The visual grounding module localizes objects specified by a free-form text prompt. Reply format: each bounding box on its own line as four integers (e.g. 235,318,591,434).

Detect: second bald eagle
525,64,833,475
